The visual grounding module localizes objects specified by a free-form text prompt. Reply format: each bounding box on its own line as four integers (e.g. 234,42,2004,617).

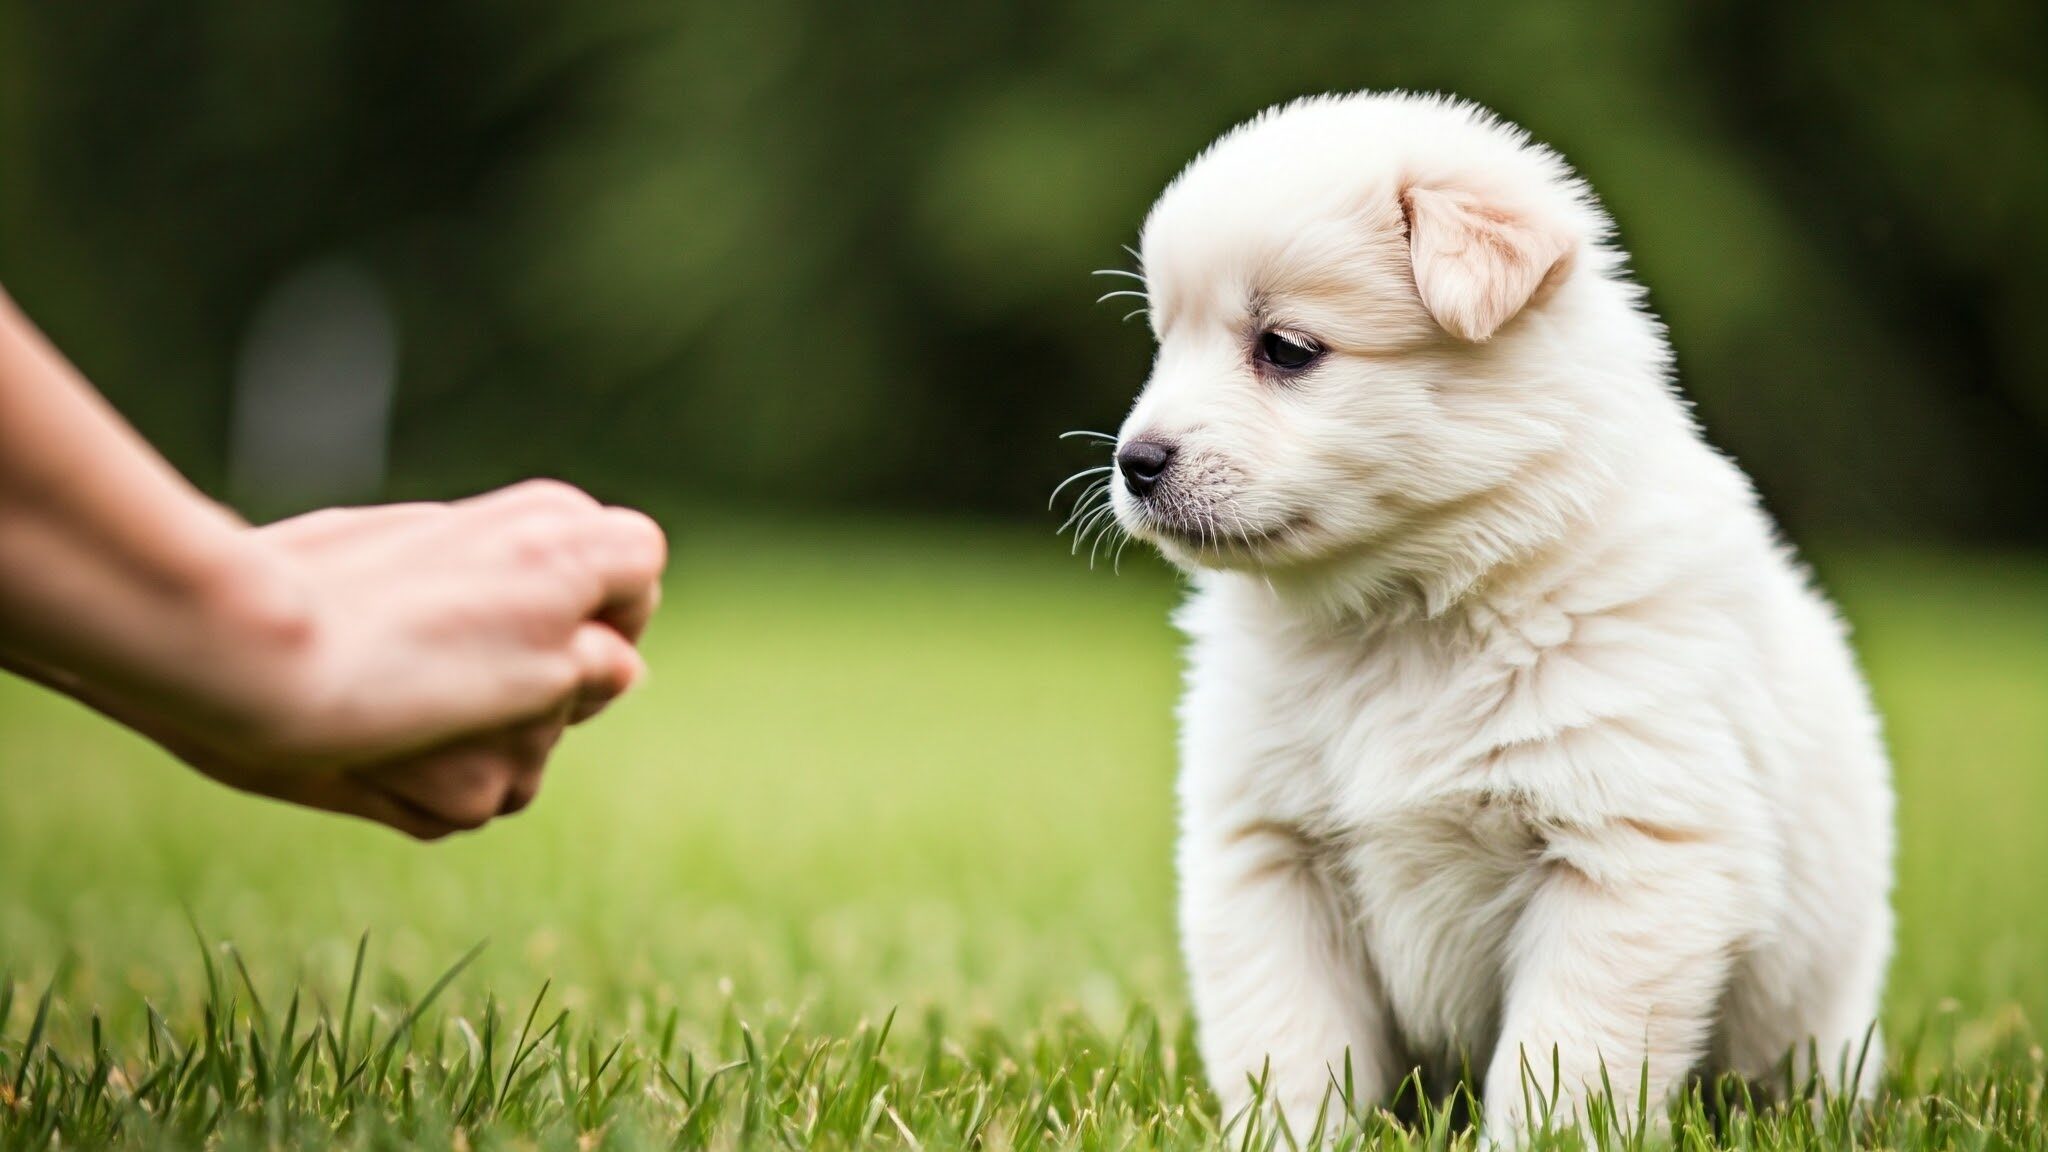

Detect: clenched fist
194,481,667,837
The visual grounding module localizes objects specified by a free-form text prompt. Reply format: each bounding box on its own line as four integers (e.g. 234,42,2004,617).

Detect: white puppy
1100,93,1893,1137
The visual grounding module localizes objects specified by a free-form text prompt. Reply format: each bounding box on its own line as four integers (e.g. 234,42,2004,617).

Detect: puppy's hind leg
1716,932,1887,1104
1180,819,1399,1130
1481,824,1755,1146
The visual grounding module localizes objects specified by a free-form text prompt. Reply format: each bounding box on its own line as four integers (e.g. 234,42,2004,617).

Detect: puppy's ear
1401,186,1574,343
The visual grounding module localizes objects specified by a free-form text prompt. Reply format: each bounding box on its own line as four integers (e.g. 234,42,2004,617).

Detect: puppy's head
1111,94,1623,586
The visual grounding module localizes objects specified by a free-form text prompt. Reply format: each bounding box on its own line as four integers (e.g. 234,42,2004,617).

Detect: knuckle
508,478,597,513
606,508,669,577
284,507,349,535
534,655,585,702
514,720,564,759
507,516,573,570
435,792,499,832
498,780,540,816
395,758,506,833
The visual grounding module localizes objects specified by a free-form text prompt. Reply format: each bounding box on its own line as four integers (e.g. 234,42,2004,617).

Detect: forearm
0,287,308,736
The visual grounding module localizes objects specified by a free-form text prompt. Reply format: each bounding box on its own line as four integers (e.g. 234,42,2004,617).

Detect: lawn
2,520,2045,1150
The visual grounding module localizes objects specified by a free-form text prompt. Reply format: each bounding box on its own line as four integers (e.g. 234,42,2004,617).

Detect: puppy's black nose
1117,439,1175,497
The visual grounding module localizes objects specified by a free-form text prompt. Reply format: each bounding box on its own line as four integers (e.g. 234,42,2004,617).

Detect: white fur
1106,93,1893,1138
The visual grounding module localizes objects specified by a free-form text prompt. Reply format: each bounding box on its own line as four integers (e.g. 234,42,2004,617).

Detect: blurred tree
0,0,2040,540
1692,0,2048,538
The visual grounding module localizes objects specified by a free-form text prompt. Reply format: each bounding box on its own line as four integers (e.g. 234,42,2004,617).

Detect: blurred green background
1,1,2044,538
3,0,2047,1083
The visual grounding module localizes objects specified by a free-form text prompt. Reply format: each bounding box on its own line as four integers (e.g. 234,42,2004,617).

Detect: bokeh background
3,1,2045,538
3,0,2046,1077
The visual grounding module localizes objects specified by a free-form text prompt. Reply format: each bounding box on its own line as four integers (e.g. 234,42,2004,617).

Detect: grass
2,519,2046,1149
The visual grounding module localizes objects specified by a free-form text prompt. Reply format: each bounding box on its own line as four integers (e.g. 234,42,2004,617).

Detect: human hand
0,295,666,838
96,481,667,838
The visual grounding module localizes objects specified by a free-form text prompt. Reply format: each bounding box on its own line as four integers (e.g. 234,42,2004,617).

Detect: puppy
1100,93,1893,1137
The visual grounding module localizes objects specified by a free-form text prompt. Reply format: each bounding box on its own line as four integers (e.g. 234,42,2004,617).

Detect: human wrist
0,502,319,774
172,527,331,759
194,529,315,656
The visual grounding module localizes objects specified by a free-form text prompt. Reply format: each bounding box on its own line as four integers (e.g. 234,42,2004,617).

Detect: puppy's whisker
1048,465,1114,510
1076,498,1117,541
1091,268,1149,283
1059,429,1118,443
1074,504,1120,557
1224,506,1255,546
1087,509,1127,569
1121,307,1149,324
1058,505,1099,543
1095,289,1151,305
1056,481,1112,535
1098,508,1131,555
1090,523,1117,569
1069,507,1103,555
1058,494,1110,543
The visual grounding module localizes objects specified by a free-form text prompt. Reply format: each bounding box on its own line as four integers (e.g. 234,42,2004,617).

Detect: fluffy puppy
1101,93,1893,1137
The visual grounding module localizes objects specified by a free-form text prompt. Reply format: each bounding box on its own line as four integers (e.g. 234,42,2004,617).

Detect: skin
0,286,667,839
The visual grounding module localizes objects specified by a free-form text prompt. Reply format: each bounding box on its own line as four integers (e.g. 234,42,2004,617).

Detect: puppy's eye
1256,330,1322,372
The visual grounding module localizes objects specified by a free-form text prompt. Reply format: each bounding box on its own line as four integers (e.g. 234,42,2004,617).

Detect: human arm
0,286,665,837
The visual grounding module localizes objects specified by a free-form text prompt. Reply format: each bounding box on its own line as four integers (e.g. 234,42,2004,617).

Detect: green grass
2,520,2045,1150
